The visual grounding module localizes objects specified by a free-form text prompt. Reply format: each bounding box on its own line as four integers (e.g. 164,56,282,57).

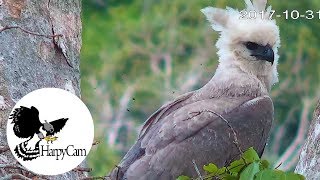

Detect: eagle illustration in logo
9,106,68,161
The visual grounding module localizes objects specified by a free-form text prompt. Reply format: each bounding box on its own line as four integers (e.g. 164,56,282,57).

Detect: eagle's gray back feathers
109,90,273,180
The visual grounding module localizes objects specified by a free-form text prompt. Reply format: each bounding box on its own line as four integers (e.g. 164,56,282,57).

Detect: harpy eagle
10,106,68,160
109,0,280,179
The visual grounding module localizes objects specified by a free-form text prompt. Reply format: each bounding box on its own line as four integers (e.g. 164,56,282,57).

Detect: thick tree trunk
295,101,320,179
0,0,85,179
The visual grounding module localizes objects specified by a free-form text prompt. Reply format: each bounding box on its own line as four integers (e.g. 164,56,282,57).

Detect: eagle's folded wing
115,95,273,180
139,91,194,139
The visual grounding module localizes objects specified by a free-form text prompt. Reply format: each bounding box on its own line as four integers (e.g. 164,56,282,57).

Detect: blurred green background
81,0,320,176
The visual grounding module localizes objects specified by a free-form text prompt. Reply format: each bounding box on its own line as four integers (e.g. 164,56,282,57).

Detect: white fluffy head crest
201,0,274,32
201,0,280,85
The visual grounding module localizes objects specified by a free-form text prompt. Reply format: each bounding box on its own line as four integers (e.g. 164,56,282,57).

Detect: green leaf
242,147,260,163
227,159,246,173
227,147,260,174
284,172,305,180
254,169,284,180
203,163,218,173
217,167,227,175
254,169,305,180
240,162,260,180
176,175,191,180
260,160,270,170
222,174,238,180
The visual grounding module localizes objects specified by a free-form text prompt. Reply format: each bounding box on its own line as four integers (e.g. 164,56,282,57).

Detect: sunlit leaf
223,174,238,180
260,160,269,170
217,167,227,175
203,163,218,173
227,159,246,173
284,172,305,180
240,162,260,180
254,169,284,180
242,147,260,163
176,175,191,180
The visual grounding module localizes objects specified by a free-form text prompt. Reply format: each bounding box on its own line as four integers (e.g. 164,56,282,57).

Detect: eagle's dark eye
245,42,259,50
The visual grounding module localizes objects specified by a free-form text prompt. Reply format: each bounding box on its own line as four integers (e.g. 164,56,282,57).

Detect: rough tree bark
295,100,320,179
0,0,86,179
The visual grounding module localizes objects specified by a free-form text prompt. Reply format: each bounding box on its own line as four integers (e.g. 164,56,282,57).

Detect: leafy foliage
177,147,305,180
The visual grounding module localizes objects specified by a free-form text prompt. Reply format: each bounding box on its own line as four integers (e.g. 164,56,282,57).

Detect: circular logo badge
6,88,94,175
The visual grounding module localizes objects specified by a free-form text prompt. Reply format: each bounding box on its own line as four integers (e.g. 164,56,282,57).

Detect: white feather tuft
253,0,267,11
264,5,272,18
201,7,229,32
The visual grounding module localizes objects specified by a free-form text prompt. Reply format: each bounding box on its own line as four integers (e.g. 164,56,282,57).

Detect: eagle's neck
202,65,270,98
257,74,272,93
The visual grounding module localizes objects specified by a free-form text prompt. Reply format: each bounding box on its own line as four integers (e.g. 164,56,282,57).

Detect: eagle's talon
44,136,58,143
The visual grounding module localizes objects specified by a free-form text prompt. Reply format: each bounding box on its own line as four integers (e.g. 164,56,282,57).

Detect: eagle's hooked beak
250,44,274,65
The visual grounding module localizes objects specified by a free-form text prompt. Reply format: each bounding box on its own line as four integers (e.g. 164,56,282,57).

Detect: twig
0,26,62,39
192,159,203,180
92,140,100,146
0,146,10,153
72,167,92,172
201,110,245,160
274,162,282,169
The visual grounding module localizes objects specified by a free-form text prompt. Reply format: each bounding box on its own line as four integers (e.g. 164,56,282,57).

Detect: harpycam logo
6,88,94,175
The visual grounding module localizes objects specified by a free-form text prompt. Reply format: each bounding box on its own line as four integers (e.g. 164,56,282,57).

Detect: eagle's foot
44,136,58,143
